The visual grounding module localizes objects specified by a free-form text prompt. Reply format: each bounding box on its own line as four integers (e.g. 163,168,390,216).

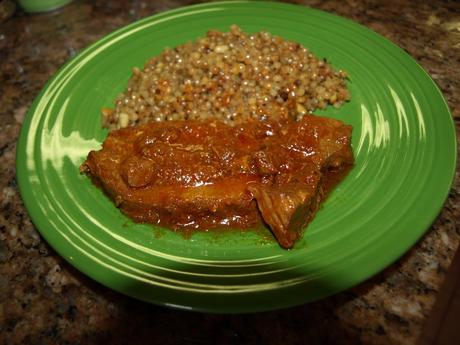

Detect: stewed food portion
81,115,353,248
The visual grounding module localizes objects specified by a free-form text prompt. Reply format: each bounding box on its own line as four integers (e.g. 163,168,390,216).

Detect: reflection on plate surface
16,1,456,313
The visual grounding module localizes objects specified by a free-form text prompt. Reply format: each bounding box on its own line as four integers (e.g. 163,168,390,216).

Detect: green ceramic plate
16,1,456,313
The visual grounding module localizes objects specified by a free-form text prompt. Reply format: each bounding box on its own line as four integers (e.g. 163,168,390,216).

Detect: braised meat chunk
81,115,353,248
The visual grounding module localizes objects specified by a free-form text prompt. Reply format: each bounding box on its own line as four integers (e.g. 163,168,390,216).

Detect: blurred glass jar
17,0,73,13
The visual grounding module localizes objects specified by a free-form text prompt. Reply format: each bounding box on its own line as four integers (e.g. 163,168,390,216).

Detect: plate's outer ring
16,1,457,313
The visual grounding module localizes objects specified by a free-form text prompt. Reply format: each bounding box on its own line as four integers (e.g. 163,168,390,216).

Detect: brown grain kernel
103,25,350,130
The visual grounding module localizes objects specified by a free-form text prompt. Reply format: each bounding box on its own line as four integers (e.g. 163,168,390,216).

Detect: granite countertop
0,0,459,344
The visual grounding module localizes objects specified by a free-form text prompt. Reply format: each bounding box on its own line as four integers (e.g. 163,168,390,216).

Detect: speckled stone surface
0,0,459,344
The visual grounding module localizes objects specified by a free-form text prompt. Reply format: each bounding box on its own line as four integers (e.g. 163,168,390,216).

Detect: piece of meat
81,115,353,248
248,163,323,249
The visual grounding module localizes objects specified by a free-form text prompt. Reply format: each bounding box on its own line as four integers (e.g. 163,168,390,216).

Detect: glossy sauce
82,115,354,248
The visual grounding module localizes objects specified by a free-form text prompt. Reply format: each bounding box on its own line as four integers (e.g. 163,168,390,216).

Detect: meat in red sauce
81,115,353,248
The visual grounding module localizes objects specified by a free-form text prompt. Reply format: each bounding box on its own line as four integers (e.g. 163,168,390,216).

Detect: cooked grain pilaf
103,25,350,129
